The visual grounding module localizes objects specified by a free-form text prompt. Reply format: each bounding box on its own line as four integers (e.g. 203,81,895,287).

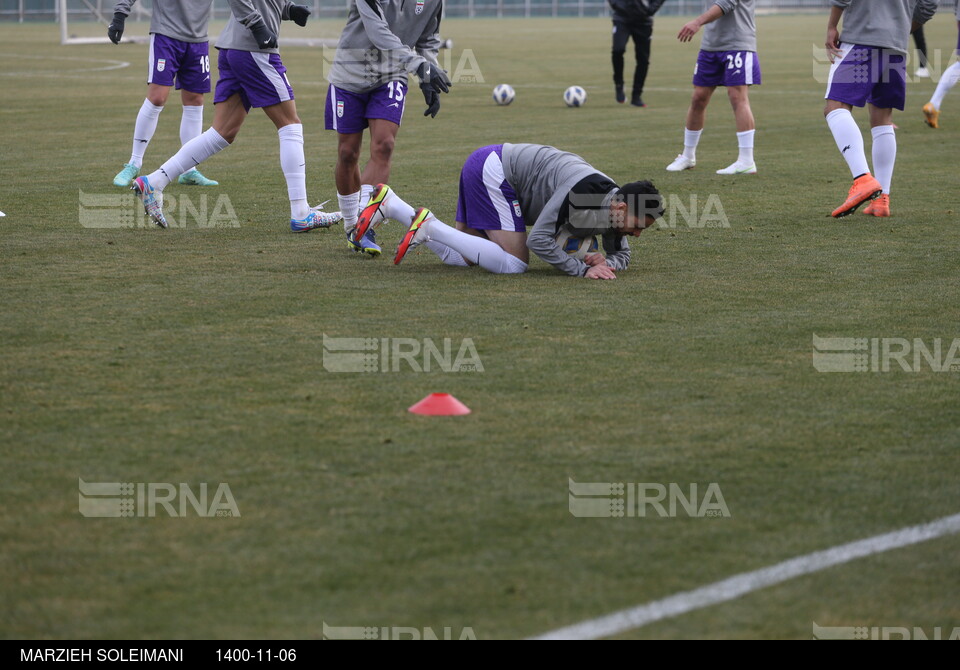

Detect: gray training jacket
701,0,757,53
832,0,938,55
217,0,295,55
327,0,444,94
503,144,632,278
113,0,214,43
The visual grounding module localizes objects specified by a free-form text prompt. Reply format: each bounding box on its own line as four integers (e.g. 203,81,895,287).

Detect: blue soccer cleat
131,176,167,228
177,169,219,186
346,228,381,257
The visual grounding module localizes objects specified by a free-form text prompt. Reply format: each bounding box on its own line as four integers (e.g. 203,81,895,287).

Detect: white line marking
0,53,130,76
532,512,960,640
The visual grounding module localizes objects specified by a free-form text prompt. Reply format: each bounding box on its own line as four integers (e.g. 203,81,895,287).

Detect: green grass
2,15,959,640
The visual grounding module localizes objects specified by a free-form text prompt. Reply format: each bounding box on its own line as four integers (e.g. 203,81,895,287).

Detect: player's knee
338,144,361,166
370,135,396,163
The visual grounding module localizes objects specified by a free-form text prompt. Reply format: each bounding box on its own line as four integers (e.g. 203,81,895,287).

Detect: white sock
736,129,755,165
359,184,374,211
425,239,469,266
930,61,960,110
826,108,870,178
278,124,308,220
425,218,528,274
180,105,204,146
148,127,229,191
339,191,360,232
682,128,702,161
383,189,417,224
871,125,896,195
130,99,164,168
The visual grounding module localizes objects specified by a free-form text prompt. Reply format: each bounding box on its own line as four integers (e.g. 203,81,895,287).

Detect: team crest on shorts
337,100,344,118
415,0,424,14
157,59,166,72
512,200,522,218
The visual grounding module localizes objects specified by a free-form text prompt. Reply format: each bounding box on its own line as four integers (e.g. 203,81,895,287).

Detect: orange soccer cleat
831,173,882,218
922,102,939,129
863,193,890,217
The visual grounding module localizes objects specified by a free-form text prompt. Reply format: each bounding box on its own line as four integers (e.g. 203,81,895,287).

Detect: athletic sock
180,105,204,146
825,108,870,179
383,190,417,224
930,61,960,110
425,218,528,274
339,191,360,232
147,127,229,191
130,99,164,168
359,184,374,210
278,124,308,219
425,240,469,267
736,129,755,165
682,128,702,161
871,125,896,195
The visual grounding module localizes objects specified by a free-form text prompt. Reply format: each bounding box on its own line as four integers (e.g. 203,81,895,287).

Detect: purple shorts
148,33,211,93
824,44,906,111
213,49,294,111
693,50,761,87
456,145,526,232
325,82,406,134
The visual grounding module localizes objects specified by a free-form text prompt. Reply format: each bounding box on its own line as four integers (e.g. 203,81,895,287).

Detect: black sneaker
631,95,646,108
615,86,625,104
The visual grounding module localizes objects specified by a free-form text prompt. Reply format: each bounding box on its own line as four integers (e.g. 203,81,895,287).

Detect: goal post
59,0,150,45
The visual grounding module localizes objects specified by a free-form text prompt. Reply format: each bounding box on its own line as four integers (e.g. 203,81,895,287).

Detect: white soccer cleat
915,66,930,79
716,161,757,175
666,154,696,172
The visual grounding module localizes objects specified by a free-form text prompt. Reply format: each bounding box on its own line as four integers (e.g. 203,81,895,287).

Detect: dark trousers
612,19,653,97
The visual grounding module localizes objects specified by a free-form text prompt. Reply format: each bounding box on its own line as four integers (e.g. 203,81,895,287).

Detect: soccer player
354,144,663,279
922,4,960,129
823,0,937,219
109,0,219,188
132,0,341,232
666,0,760,176
608,0,666,106
325,0,451,257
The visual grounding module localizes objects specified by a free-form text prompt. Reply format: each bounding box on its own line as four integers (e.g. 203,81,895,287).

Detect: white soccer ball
563,85,587,107
493,84,515,106
554,228,599,260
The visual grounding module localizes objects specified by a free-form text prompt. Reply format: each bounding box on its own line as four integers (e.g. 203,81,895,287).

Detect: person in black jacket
609,0,666,106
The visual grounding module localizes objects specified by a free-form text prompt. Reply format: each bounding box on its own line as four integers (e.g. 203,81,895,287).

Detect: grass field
2,13,959,640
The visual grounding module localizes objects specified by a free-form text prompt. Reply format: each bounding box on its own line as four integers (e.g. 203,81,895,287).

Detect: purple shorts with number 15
325,81,407,134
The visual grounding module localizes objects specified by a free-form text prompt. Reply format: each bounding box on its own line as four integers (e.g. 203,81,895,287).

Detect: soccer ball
554,227,599,260
563,86,587,107
493,84,515,106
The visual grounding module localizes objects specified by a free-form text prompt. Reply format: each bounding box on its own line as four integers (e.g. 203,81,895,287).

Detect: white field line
532,512,960,640
0,53,130,76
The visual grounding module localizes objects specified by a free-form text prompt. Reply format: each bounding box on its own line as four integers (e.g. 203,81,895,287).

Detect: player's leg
666,84,714,171
823,44,882,217
611,20,629,103
133,94,242,227
354,182,418,242
630,21,653,106
716,84,757,174
113,35,177,186
912,26,929,77
924,24,960,128
396,146,528,274
864,104,894,217
357,116,400,232
262,99,313,224
175,42,218,186
325,84,373,247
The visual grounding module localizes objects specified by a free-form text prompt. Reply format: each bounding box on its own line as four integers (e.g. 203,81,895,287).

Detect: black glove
249,20,278,49
417,61,452,94
107,12,126,44
288,4,311,27
416,62,450,118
